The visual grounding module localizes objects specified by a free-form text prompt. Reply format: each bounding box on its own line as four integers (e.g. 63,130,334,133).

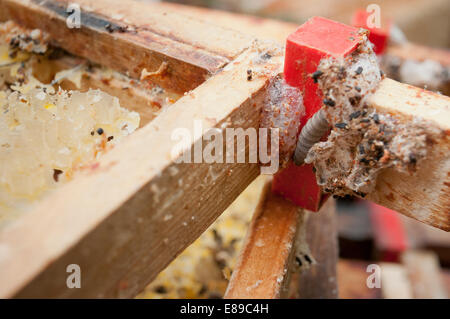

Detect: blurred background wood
166,0,450,47
293,198,339,299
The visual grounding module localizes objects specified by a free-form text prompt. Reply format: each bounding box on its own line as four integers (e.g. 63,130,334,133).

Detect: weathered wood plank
337,260,381,299
224,181,302,299
400,214,450,267
253,0,450,47
387,44,450,69
225,186,337,299
0,0,253,93
295,198,338,299
383,43,450,95
367,79,450,231
155,1,297,44
380,262,413,299
35,55,180,126
401,250,448,298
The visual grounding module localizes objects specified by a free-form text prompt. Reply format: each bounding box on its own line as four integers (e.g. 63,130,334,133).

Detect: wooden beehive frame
0,0,448,298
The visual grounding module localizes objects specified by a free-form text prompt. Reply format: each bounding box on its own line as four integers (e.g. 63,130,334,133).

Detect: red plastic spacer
273,17,361,211
369,203,408,262
352,9,391,55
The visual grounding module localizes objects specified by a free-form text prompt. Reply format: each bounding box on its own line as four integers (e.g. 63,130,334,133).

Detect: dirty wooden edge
31,55,180,126
0,0,253,93
294,198,338,298
367,79,450,231
225,186,338,299
224,181,302,299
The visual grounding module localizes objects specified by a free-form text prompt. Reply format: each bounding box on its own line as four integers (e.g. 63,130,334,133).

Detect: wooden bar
248,0,450,47
225,181,302,299
400,214,450,267
158,2,450,96
0,0,253,93
225,187,337,299
339,258,450,299
295,198,338,299
401,250,448,298
380,262,413,299
337,260,381,299
367,79,450,231
30,54,180,126
386,43,450,70
155,1,297,45
383,43,450,95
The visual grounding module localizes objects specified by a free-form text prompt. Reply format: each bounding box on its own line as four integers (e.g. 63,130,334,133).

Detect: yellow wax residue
0,78,140,227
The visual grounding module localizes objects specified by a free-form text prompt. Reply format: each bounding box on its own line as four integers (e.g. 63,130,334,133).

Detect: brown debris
305,39,441,197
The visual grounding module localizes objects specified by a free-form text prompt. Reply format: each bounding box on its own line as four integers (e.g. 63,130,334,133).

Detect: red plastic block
272,162,326,211
369,203,408,262
352,9,391,55
273,17,361,211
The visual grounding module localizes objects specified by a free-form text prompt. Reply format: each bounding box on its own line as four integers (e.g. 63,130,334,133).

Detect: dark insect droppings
323,98,335,107
335,122,348,129
355,66,363,75
312,70,323,83
105,24,114,33
295,256,303,267
154,285,167,294
53,169,63,182
247,69,252,81
355,191,367,198
375,148,384,161
372,113,380,124
360,158,370,164
304,254,313,264
261,52,272,60
349,110,361,120
359,144,365,154
349,95,361,106
104,24,127,33
198,285,208,295
97,127,104,135
337,66,347,80
9,37,20,49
